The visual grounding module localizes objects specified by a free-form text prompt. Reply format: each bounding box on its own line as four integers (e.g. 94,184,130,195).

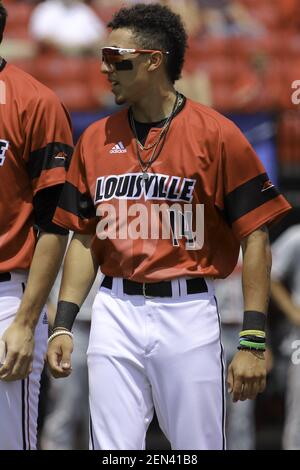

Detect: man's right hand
0,320,35,382
47,335,73,378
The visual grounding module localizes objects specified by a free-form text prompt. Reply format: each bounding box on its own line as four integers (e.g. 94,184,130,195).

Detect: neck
130,84,177,123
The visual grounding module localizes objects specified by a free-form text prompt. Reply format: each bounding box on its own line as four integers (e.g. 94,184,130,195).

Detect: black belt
0,272,11,282
101,276,207,298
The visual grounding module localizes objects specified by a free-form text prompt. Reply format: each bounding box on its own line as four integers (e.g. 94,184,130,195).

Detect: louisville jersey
53,97,291,282
0,60,73,272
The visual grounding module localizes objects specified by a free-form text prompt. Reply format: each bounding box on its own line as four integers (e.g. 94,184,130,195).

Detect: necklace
130,110,173,152
129,92,182,181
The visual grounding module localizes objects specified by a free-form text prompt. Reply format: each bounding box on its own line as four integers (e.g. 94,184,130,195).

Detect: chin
114,95,127,106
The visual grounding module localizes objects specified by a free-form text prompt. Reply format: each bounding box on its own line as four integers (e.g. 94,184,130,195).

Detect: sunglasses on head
101,47,170,64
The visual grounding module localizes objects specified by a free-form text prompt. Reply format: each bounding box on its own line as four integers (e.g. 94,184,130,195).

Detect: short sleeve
53,135,97,234
25,90,73,195
215,120,291,240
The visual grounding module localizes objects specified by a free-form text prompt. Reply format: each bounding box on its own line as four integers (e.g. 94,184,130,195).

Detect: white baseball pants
0,272,47,450
88,277,225,450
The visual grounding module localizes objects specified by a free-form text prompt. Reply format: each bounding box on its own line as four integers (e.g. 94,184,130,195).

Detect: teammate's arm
0,233,68,382
227,225,271,402
271,280,300,326
47,233,98,378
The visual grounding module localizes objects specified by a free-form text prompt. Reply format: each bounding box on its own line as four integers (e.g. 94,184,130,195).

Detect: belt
0,272,11,282
101,276,208,298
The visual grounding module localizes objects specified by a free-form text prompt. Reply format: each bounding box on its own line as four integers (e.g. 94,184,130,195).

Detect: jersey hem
235,204,292,240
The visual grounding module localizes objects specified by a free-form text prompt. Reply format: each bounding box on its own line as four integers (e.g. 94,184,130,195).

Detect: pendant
142,172,149,181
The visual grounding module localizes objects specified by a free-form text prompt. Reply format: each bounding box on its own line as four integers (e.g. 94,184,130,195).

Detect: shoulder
6,64,64,110
80,108,128,143
185,98,242,140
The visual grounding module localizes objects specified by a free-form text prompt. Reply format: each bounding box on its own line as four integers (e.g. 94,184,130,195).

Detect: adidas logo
110,142,127,154
261,180,274,192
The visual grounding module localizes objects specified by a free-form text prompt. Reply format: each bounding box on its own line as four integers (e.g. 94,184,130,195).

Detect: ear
147,51,163,73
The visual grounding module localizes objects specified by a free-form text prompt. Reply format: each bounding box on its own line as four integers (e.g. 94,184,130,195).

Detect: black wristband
53,301,80,332
237,345,266,352
242,311,266,332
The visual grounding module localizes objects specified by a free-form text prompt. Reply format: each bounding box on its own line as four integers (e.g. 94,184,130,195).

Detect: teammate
40,233,99,450
271,225,300,449
0,2,73,450
47,3,291,450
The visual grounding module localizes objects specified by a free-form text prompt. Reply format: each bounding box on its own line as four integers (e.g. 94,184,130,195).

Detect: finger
0,351,17,380
0,339,6,366
47,349,62,371
47,361,71,378
258,376,267,394
227,365,234,394
50,368,72,379
47,353,63,373
248,379,262,400
240,380,257,401
241,382,255,400
8,354,32,381
47,343,63,367
232,376,244,403
28,361,33,375
0,362,30,382
47,349,72,378
60,347,72,371
47,361,72,379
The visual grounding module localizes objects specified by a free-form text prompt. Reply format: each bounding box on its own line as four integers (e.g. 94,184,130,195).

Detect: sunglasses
101,47,170,64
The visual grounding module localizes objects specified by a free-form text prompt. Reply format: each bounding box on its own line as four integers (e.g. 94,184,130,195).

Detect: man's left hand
227,349,267,402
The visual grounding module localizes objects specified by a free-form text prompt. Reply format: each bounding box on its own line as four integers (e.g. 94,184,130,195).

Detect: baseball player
47,3,291,450
271,225,300,449
0,2,73,450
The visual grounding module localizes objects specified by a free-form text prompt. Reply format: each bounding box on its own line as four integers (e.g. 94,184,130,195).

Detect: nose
101,60,114,74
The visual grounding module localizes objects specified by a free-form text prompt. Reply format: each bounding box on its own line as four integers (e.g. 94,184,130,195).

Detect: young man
47,3,291,450
0,2,73,449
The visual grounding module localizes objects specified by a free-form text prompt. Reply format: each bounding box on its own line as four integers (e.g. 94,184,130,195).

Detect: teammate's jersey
53,97,291,282
0,60,73,272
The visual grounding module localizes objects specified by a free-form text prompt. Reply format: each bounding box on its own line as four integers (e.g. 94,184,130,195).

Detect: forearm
271,280,296,320
242,227,272,314
16,233,68,328
47,234,97,377
58,233,98,306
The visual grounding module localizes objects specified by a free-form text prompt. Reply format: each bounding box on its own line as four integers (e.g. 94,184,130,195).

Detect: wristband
239,339,266,350
238,345,266,352
239,329,266,339
53,300,80,332
48,330,73,344
242,311,266,332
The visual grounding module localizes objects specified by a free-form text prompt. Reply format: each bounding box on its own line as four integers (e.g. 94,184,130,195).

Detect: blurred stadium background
3,0,300,450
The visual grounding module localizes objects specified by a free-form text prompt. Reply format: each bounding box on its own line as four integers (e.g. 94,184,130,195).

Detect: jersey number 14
0,140,9,166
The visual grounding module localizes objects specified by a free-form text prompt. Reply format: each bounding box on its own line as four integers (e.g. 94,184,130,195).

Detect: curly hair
0,2,7,43
107,3,188,83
